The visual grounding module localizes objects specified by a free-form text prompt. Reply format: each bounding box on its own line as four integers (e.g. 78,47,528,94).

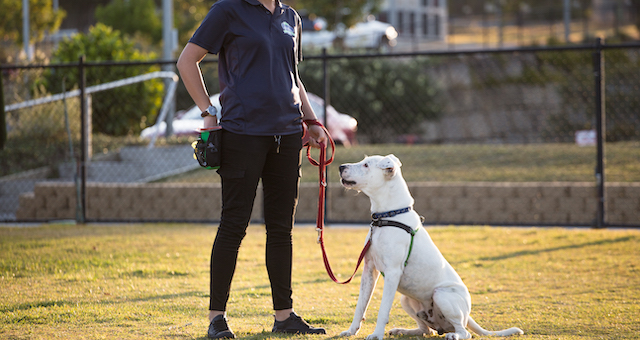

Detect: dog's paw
444,333,460,340
389,328,426,336
388,328,404,335
365,333,384,340
339,330,356,337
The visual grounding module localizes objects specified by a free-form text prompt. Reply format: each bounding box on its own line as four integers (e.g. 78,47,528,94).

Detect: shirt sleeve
188,2,229,55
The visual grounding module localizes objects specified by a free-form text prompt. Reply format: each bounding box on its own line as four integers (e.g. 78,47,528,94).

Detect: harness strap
371,207,412,220
371,219,417,267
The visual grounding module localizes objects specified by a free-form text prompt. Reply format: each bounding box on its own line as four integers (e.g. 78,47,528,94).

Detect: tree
93,0,214,49
0,0,66,44
173,0,214,47
95,0,162,44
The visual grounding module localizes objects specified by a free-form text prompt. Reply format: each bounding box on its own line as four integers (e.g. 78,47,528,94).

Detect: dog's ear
377,154,401,178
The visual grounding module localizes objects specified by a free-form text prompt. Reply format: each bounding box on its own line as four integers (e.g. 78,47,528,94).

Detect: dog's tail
467,316,524,337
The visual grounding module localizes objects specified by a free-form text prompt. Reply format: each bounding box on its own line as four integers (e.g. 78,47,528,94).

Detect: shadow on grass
479,236,635,262
1,300,75,313
124,290,207,303
2,291,208,314
192,331,364,340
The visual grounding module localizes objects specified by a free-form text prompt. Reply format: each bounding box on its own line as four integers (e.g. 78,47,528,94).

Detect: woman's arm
176,42,218,127
298,76,328,148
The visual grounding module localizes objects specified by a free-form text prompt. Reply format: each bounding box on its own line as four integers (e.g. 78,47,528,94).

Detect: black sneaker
207,314,236,339
272,312,326,335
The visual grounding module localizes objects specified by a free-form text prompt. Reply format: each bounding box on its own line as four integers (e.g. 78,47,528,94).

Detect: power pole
564,0,571,43
22,0,33,61
162,0,176,137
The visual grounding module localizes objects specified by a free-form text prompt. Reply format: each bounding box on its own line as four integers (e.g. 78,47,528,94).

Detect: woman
176,0,328,338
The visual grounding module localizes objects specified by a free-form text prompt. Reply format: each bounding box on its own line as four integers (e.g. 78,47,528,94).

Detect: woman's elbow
176,54,187,73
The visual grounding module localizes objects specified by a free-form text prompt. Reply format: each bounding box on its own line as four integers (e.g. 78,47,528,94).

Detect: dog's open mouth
341,178,357,187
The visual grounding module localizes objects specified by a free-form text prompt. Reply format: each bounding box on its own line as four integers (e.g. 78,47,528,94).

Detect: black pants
209,130,303,311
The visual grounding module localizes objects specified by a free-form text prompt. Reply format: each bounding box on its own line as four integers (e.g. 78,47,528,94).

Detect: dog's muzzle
339,165,357,187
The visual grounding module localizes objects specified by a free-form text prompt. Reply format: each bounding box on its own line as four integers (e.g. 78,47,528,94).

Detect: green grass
159,142,640,184
1,223,639,339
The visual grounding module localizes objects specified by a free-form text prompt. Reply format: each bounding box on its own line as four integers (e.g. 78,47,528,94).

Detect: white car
141,93,358,146
341,20,398,50
301,17,398,51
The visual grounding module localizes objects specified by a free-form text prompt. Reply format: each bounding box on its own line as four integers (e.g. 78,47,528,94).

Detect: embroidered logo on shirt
282,22,295,37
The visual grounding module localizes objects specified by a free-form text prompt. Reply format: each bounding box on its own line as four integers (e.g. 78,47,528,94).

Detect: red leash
305,120,370,284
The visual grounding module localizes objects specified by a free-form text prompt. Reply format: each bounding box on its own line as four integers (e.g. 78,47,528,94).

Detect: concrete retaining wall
15,182,640,226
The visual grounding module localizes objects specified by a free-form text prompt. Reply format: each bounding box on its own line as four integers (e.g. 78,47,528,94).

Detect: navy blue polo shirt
189,0,304,136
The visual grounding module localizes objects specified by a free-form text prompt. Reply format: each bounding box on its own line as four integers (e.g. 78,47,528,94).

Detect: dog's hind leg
340,257,380,337
388,295,436,337
433,286,473,340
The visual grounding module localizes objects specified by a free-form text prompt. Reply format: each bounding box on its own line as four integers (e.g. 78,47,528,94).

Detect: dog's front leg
365,268,401,340
340,257,379,337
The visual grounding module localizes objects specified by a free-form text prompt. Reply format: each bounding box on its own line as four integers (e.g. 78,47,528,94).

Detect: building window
397,11,404,34
379,11,388,23
422,13,428,36
409,12,415,35
434,14,439,36
422,0,427,7
434,0,439,7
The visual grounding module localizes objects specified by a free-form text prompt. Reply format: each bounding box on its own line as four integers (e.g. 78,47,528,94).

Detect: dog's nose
339,165,346,173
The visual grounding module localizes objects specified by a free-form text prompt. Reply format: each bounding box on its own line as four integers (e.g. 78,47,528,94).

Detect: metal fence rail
2,41,639,226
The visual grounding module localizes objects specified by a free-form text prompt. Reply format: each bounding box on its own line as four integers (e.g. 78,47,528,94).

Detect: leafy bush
44,23,163,136
299,58,443,143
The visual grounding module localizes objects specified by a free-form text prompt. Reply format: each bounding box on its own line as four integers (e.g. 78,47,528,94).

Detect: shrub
299,57,443,143
44,23,163,136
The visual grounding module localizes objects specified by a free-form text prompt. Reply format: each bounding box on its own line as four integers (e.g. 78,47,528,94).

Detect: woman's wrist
303,119,323,127
203,115,218,128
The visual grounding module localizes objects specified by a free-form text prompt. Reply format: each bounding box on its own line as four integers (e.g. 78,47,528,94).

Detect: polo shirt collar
243,0,283,10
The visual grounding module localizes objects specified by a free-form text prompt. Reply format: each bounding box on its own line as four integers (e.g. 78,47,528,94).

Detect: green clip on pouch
192,127,222,170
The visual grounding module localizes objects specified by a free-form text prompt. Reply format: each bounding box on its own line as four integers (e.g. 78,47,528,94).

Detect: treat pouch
192,127,222,170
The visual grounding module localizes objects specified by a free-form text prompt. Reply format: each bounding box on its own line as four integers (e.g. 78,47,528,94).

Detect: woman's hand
306,124,328,149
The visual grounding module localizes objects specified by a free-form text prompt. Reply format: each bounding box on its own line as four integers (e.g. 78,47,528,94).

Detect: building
379,0,448,43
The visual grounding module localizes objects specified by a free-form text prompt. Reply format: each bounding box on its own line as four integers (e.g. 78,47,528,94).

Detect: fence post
321,48,330,127
0,70,5,150
322,48,330,221
593,38,605,228
78,56,87,224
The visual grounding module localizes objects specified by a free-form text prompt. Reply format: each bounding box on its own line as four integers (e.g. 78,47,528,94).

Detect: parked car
141,93,358,146
301,16,398,51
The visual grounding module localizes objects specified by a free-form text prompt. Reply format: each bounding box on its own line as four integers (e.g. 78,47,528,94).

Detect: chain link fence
2,42,639,226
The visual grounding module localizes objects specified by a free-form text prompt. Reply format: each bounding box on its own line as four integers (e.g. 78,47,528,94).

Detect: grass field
159,142,640,184
1,223,639,339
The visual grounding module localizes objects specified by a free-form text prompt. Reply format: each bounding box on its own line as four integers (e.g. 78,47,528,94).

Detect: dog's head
338,154,402,192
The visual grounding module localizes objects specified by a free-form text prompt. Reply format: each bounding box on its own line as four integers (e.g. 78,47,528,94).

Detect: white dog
338,155,524,340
